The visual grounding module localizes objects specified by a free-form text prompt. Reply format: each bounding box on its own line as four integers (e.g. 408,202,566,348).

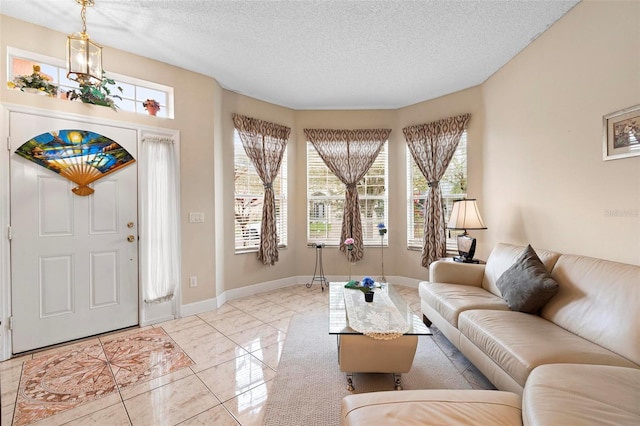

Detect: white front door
9,111,139,353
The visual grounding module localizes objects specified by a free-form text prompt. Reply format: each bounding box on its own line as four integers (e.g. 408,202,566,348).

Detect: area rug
263,313,472,426
12,327,193,426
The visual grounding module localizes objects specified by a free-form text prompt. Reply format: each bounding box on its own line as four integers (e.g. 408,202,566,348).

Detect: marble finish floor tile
228,297,277,313
155,315,207,334
120,366,193,401
12,328,193,426
179,404,240,425
0,355,32,372
226,324,286,354
101,327,194,389
196,304,243,324
267,317,292,333
1,362,23,408
196,353,275,403
248,304,298,323
124,375,220,425
63,400,131,425
1,283,494,425
223,380,274,426
2,403,15,425
13,341,116,426
33,393,123,426
206,311,265,336
247,341,285,371
172,331,248,373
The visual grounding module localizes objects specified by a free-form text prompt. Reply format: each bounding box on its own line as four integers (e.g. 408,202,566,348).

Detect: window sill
235,245,287,255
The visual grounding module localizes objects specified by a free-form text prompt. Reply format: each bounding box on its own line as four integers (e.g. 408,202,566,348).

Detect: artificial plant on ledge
67,71,123,111
7,65,58,97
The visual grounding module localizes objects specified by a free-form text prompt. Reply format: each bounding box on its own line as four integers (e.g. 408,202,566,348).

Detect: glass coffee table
328,282,431,391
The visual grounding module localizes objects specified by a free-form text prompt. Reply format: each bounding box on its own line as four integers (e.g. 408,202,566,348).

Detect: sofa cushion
342,389,522,426
523,364,640,426
458,310,639,387
482,244,561,297
496,245,559,313
542,254,640,366
419,282,509,327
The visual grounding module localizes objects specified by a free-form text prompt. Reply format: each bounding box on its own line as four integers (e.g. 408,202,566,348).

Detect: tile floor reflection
0,284,493,425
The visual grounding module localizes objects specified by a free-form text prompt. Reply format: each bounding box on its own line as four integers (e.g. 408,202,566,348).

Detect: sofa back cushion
542,254,640,365
482,243,561,297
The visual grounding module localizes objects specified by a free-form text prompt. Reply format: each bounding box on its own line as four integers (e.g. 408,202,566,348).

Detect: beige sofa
342,363,640,425
341,243,640,425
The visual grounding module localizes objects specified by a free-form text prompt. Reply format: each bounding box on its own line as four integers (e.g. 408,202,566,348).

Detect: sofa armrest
429,260,486,287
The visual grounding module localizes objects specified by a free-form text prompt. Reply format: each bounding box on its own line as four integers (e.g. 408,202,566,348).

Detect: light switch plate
189,212,205,223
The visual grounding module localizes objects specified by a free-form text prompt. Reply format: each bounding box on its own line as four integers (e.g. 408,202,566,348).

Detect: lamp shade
447,199,487,231
67,32,103,85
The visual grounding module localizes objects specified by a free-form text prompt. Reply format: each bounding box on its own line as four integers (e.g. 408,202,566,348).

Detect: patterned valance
233,114,291,142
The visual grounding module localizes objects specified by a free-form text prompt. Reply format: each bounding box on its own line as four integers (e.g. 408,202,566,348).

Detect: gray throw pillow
496,245,559,314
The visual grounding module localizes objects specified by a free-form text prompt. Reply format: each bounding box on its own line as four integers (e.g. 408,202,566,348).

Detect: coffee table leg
346,373,355,391
394,373,402,390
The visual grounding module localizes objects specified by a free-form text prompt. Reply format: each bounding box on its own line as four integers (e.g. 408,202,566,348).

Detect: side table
306,243,328,291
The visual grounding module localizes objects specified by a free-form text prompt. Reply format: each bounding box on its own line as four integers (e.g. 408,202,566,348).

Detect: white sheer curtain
141,135,179,303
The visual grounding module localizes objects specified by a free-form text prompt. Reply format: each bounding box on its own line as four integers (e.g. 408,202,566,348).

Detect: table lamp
447,199,487,263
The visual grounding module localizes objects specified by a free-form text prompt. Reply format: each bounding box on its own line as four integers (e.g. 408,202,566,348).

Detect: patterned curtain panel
232,113,291,265
304,128,391,262
403,114,470,267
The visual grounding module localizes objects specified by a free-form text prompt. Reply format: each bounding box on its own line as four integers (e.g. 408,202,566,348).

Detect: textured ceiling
1,0,579,110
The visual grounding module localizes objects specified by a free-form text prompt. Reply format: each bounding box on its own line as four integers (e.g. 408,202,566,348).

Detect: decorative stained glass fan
15,129,136,196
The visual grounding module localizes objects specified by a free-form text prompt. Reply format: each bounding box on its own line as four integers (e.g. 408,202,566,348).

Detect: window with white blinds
234,131,287,252
307,142,388,246
407,131,467,252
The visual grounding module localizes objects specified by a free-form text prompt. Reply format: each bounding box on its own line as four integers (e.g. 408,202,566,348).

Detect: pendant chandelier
67,0,102,85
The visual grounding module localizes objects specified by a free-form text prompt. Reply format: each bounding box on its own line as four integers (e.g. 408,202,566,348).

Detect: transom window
407,131,467,252
307,142,388,245
7,47,173,118
234,131,288,252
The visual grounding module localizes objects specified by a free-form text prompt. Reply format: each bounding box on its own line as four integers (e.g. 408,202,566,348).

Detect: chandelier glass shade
66,0,102,85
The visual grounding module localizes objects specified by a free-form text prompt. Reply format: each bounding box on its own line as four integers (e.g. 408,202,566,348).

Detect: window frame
306,141,388,247
406,130,468,253
233,130,288,253
7,47,174,118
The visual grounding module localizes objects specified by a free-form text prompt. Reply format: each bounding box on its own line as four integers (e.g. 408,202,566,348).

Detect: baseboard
140,314,176,327
180,297,219,317
387,276,422,288
180,275,422,317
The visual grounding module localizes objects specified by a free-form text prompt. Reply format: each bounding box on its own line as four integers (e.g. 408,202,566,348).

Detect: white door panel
9,111,139,353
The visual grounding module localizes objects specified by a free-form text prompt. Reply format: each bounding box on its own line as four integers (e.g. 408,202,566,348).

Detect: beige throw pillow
496,245,559,314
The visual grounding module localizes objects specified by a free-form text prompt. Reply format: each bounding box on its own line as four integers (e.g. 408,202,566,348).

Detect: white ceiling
1,0,579,110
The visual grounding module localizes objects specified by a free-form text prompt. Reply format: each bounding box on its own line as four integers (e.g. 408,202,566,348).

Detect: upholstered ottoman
342,389,522,425
339,335,418,390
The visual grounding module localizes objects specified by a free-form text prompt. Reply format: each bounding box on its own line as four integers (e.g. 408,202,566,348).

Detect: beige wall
293,110,397,281
2,0,638,311
0,15,218,305
397,86,485,267
481,0,640,264
219,91,297,291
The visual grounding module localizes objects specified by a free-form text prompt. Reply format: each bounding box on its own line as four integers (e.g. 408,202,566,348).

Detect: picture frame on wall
603,104,640,161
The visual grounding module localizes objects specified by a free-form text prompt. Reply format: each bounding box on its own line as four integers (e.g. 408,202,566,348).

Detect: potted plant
67,71,123,111
7,65,58,97
143,99,160,116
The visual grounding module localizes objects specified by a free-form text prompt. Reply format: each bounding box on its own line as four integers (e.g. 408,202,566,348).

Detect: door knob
127,235,135,242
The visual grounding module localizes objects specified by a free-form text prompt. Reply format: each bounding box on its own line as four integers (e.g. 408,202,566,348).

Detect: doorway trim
0,104,181,360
